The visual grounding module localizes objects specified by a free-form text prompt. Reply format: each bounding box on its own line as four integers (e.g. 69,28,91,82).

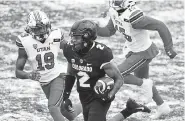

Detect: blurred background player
61,19,151,121
15,10,81,121
95,0,177,119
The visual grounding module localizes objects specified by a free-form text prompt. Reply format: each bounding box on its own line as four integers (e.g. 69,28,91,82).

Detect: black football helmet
69,20,97,53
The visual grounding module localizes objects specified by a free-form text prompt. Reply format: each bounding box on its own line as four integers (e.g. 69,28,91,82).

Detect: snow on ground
0,0,184,121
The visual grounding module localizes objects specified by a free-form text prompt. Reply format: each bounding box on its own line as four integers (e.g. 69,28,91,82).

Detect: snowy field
0,0,184,121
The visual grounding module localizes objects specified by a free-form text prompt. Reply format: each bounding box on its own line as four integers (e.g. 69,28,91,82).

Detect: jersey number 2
36,52,55,70
78,71,90,88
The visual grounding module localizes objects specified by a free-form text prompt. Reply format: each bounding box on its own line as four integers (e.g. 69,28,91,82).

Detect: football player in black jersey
61,20,151,121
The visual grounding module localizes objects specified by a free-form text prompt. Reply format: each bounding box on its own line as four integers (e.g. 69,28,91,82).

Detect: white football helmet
109,0,136,10
25,10,51,43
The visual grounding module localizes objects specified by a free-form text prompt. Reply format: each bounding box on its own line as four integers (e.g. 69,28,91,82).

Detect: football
94,76,114,95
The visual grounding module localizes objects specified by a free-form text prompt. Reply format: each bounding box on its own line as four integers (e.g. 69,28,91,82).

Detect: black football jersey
63,42,113,103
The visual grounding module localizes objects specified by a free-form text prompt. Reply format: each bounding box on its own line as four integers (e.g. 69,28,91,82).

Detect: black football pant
82,99,111,121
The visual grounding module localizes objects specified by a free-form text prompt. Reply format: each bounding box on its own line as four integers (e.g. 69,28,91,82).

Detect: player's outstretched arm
63,63,76,101
102,61,124,100
61,63,83,121
132,15,177,59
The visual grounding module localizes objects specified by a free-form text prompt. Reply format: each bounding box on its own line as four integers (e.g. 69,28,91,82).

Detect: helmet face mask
25,10,51,43
71,35,85,51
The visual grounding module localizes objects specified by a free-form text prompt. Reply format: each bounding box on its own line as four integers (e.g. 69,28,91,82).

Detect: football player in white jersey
95,0,177,119
15,10,82,121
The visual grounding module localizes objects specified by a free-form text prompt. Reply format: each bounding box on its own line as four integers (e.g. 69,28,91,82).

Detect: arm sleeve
96,18,116,37
131,15,173,50
16,36,24,49
100,47,114,69
63,43,71,62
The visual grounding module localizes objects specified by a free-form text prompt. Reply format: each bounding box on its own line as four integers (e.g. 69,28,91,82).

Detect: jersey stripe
121,59,147,76
130,11,144,24
16,38,24,48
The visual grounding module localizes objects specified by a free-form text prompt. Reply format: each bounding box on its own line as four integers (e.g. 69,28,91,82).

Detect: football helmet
109,0,136,10
69,20,97,52
25,10,51,43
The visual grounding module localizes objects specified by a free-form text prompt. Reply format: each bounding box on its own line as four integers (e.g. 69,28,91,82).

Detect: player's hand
98,91,115,102
28,71,41,81
108,7,118,18
63,99,74,113
165,47,177,59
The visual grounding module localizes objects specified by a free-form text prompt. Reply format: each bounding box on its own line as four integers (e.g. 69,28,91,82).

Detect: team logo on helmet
33,44,38,49
71,59,75,63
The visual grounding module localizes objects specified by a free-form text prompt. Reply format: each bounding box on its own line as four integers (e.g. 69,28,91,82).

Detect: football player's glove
62,99,75,113
165,47,177,59
28,71,41,81
94,76,114,102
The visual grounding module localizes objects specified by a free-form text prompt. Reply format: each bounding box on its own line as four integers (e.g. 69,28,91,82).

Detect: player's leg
118,54,153,103
82,102,89,121
108,98,151,121
134,63,149,79
42,75,65,121
61,99,82,120
87,99,111,121
134,62,171,119
134,64,164,105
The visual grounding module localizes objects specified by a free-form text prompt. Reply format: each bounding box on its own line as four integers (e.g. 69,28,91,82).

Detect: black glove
165,47,177,59
98,91,115,102
63,99,74,113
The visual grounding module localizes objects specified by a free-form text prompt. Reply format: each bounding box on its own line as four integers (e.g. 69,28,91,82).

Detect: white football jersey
16,29,63,84
109,6,152,52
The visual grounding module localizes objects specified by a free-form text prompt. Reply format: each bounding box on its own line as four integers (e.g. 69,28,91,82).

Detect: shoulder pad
129,6,144,24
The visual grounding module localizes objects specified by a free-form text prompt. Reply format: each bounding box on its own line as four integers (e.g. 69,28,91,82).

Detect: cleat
126,98,151,113
150,102,171,119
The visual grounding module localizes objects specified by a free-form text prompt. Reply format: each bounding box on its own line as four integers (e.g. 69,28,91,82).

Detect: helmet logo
80,59,83,63
33,44,38,49
83,33,89,38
